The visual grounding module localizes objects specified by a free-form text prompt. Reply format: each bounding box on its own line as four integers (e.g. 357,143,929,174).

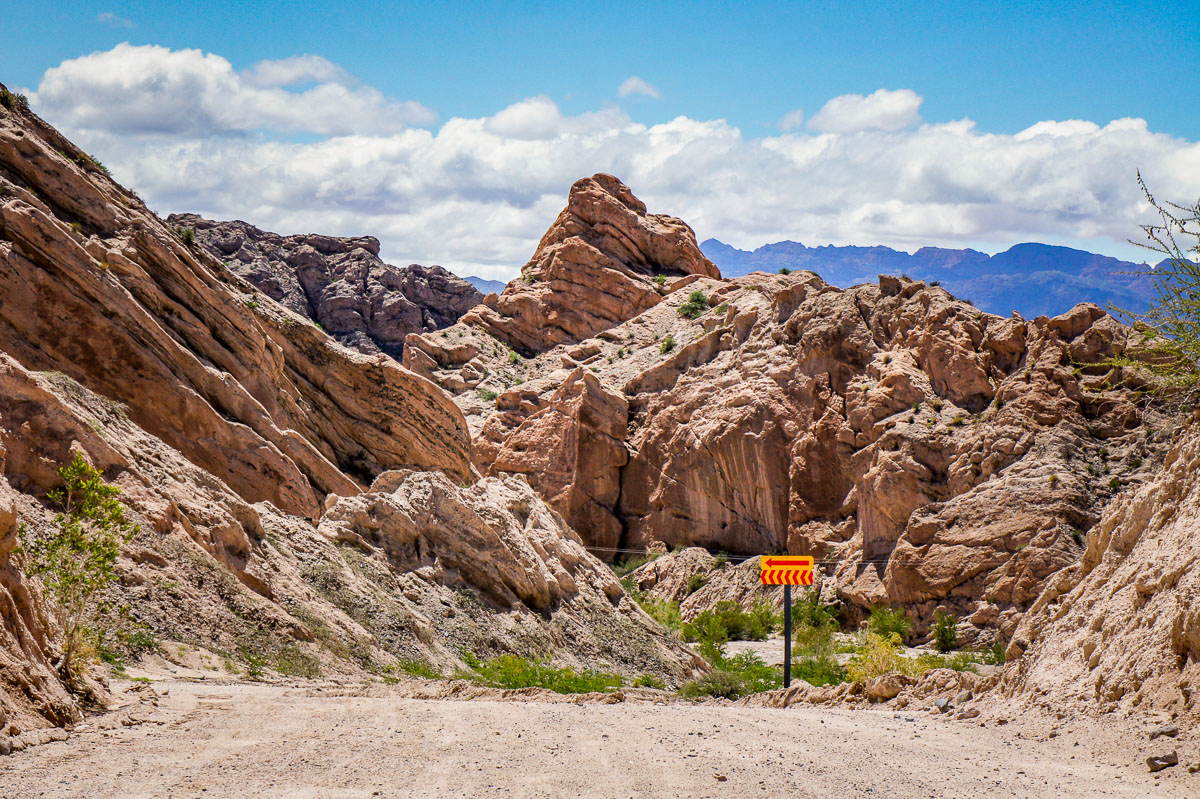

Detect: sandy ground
1,678,1194,799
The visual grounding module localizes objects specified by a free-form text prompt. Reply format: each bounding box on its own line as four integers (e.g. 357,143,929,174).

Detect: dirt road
0,679,1190,798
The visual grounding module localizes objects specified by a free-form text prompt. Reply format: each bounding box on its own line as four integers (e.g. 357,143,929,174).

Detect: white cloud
618,76,661,100
242,54,351,88
96,12,134,29
777,108,804,131
27,43,434,137
808,88,923,133
25,46,1200,281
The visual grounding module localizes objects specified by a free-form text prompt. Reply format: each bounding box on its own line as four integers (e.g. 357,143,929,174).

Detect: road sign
760,555,816,688
759,555,814,586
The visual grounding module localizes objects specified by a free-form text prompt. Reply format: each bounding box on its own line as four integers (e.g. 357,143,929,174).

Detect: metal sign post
760,555,814,690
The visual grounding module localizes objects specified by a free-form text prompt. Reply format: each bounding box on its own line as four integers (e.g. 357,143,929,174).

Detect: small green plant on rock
17,454,137,683
653,274,667,287
633,673,665,689
659,335,675,354
685,571,708,595
678,290,709,319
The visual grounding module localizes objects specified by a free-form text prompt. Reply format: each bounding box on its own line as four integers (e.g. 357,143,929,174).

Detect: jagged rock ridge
171,214,484,358
0,87,696,733
407,179,1175,648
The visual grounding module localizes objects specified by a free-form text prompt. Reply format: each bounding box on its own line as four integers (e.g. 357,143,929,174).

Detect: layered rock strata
0,88,696,732
171,214,483,358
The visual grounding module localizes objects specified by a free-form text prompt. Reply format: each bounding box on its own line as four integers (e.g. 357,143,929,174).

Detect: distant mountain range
464,275,507,295
701,239,1160,319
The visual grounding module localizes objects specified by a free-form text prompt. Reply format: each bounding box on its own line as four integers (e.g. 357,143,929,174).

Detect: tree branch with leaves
1107,173,1200,408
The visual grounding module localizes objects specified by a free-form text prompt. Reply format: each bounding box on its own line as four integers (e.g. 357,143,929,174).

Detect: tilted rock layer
408,182,1174,644
172,214,483,358
0,90,695,731
1000,419,1200,720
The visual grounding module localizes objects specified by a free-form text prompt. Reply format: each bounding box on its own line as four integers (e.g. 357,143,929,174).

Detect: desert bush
678,290,709,319
620,579,682,633
791,624,845,687
931,609,958,653
633,673,665,689
506,346,522,364
679,651,781,699
476,387,498,401
682,600,773,646
460,654,622,694
778,267,791,275
846,633,938,682
653,274,667,286
383,657,441,682
660,335,675,354
17,454,137,682
790,586,838,632
612,552,659,577
685,571,708,595
867,605,912,643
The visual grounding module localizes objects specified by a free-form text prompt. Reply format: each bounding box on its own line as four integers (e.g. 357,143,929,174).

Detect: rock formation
0,87,696,733
1000,419,1200,718
171,214,483,358
406,185,1174,645
451,173,719,356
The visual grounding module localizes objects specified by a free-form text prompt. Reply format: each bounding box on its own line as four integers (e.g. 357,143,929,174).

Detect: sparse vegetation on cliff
17,454,137,682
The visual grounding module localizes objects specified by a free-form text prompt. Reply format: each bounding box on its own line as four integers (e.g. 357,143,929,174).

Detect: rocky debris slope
999,419,1200,721
407,183,1174,643
171,214,483,358
436,173,719,357
0,88,696,733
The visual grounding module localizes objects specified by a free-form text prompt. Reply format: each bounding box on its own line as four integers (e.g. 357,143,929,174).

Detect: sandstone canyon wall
0,88,696,732
407,176,1174,645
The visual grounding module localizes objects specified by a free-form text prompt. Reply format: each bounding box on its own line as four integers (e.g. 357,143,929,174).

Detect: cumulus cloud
777,108,804,131
27,43,435,137
618,76,661,99
96,12,134,29
242,54,351,88
25,45,1200,281
808,88,923,133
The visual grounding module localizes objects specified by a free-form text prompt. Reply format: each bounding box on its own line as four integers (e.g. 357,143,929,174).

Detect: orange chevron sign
760,555,815,586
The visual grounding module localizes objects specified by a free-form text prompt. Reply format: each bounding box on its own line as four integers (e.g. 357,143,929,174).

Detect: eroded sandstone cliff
0,89,696,733
407,179,1173,646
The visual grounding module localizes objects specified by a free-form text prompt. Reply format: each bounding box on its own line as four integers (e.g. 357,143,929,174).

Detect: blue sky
3,1,1198,277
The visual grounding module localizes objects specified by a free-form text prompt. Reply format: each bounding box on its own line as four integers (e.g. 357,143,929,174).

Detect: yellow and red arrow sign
760,555,815,586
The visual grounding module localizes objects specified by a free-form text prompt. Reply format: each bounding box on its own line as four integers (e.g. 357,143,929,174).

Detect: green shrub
506,346,522,364
790,586,838,632
179,226,195,246
461,654,622,694
778,267,791,275
678,290,709,319
931,609,958,653
791,623,845,687
682,600,774,646
686,571,708,595
633,673,664,689
653,274,667,286
383,657,441,681
846,633,935,682
679,650,781,699
17,454,137,681
867,606,912,643
612,553,659,577
620,579,682,632
660,335,675,354
476,387,499,401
